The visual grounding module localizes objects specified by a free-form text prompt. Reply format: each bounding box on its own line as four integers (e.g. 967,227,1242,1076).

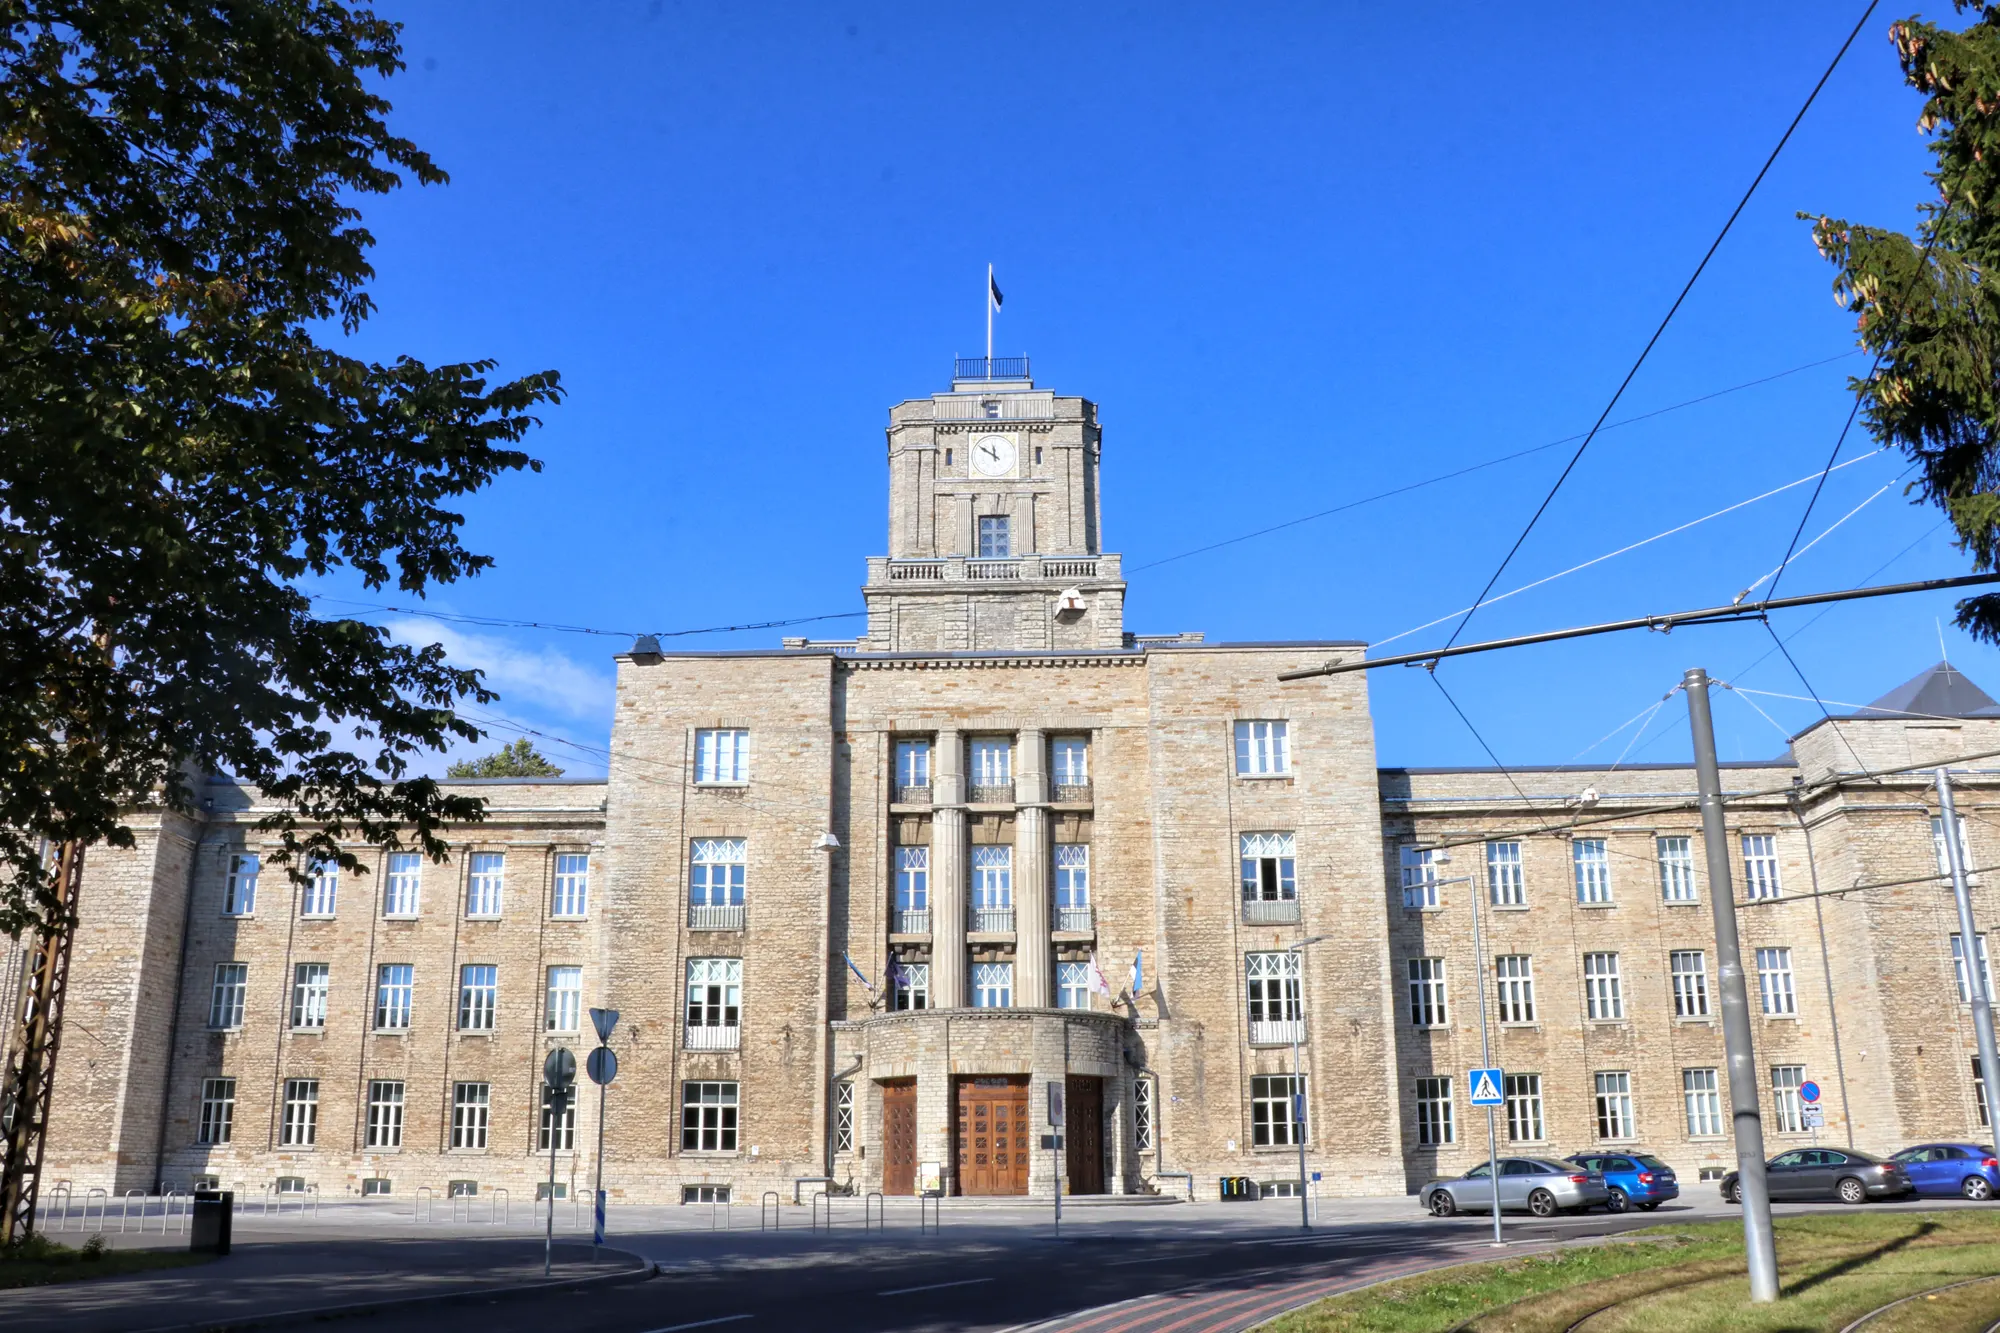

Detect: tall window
1934,814,1974,879
224,853,259,915
1771,1065,1806,1133
1400,845,1441,910
1234,720,1290,776
977,514,1011,558
1051,737,1089,789
1415,1076,1453,1147
970,737,1012,788
682,1081,739,1151
209,963,247,1029
302,859,339,916
895,740,931,793
290,963,329,1030
1407,957,1448,1028
1756,947,1796,1016
1495,955,1535,1024
971,961,1013,1008
1487,841,1524,906
1056,961,1091,1010
1977,1057,1991,1128
451,1082,491,1149
1594,1071,1633,1139
1504,1073,1543,1142
1241,833,1298,902
1246,952,1302,1039
686,958,742,1033
198,1077,236,1145
892,960,929,1011
546,965,583,1032
894,847,929,925
1251,1074,1305,1146
690,838,748,906
375,963,413,1031
459,964,497,1031
1741,834,1782,901
1573,839,1611,904
384,852,421,916
835,1082,855,1153
1134,1076,1155,1152
971,846,1013,919
1657,836,1697,902
540,1084,576,1151
1583,952,1623,1020
465,851,504,917
552,853,589,918
366,1080,405,1149
1953,932,1995,1003
280,1078,319,1147
1670,950,1710,1018
694,728,750,784
1054,844,1090,928
1683,1068,1723,1136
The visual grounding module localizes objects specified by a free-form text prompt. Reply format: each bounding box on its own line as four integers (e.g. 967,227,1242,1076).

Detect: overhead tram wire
1728,519,1949,682
1437,0,1880,655
306,594,867,641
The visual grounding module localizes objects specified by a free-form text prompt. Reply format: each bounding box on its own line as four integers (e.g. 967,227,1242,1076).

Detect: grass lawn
1266,1211,2000,1333
0,1234,211,1289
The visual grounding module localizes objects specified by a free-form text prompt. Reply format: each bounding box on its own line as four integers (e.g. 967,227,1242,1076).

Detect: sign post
1047,1081,1065,1236
1468,1066,1504,1242
587,1008,620,1257
542,1047,576,1278
1800,1079,1822,1144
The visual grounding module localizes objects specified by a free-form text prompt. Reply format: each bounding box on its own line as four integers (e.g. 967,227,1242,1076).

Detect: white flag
1086,954,1111,996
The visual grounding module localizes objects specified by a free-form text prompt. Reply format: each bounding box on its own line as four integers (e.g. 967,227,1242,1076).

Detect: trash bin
190,1190,232,1255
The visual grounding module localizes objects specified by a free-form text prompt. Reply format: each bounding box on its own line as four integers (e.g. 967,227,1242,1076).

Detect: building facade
24,361,2000,1205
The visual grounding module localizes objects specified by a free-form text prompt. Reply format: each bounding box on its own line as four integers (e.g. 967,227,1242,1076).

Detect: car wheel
1529,1188,1558,1218
1837,1176,1868,1205
1428,1190,1458,1217
1722,1181,1741,1205
1963,1175,1995,1202
1605,1187,1629,1214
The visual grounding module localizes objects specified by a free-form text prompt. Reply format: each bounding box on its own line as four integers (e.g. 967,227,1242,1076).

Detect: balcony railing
968,907,1015,934
1249,1019,1305,1046
965,561,1021,581
954,355,1030,381
895,784,933,805
873,556,1117,585
968,782,1014,804
684,1024,741,1051
1054,905,1094,933
1052,781,1092,803
688,903,745,931
891,908,930,935
1242,898,1301,925
1042,559,1098,579
933,394,1055,422
888,561,946,582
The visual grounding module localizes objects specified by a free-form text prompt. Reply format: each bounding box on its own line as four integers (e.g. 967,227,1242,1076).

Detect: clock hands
980,444,999,462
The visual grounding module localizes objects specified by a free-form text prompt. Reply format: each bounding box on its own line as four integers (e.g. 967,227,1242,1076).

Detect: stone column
1015,728,1051,1007
931,730,966,1008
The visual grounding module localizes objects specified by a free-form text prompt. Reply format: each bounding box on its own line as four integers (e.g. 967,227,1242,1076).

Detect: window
1771,1065,1805,1134
451,1082,491,1149
1251,1074,1305,1146
971,961,1013,1008
1670,950,1710,1018
1756,947,1796,1016
1415,1076,1454,1147
970,737,1012,788
690,838,748,906
895,740,931,793
1407,957,1448,1027
224,853,259,915
366,1080,405,1149
280,1078,319,1147
891,960,929,1011
384,852,421,916
977,514,1011,558
465,851,504,917
552,853,589,918
1934,814,1974,880
894,847,928,928
1399,845,1441,910
1953,933,1994,1004
1594,1071,1633,1140
1241,833,1298,902
209,963,247,1029
694,728,750,784
1495,955,1536,1024
1742,834,1782,901
447,1179,479,1198
1052,737,1089,789
1056,961,1091,1010
1234,721,1290,776
198,1077,236,1145
683,1184,730,1204
1134,1076,1155,1152
1683,1068,1723,1136
682,1081,739,1152
302,859,338,916
686,958,742,1039
1977,1057,1991,1128
1657,836,1697,902
459,964,497,1031
375,963,413,1031
1054,844,1090,929
834,1082,855,1153
362,1178,392,1196
1573,840,1611,904
1246,952,1303,1041
1487,841,1524,906
1504,1073,1543,1142
290,963,329,1030
1583,952,1623,1020
546,965,583,1032
971,846,1012,923
540,1083,576,1152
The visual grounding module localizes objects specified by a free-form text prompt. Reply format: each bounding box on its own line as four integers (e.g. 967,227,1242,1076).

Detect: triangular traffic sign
1470,1070,1500,1103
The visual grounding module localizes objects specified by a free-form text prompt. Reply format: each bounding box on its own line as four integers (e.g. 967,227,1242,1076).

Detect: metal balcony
684,1024,741,1052
1052,781,1092,803
1242,898,1301,925
1249,1019,1305,1046
688,903,745,931
968,783,1015,804
968,907,1015,934
891,908,930,936
894,784,933,805
1054,905,1094,933
953,355,1030,381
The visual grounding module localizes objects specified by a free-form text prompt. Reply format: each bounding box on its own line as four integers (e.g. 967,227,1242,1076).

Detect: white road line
878,1277,994,1296
638,1317,753,1333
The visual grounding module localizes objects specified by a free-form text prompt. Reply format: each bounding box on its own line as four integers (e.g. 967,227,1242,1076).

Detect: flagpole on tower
986,263,994,369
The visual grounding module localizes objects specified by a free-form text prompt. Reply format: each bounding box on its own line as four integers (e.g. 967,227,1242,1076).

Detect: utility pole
1935,770,2000,1137
0,840,86,1246
1286,936,1330,1230
1686,668,1777,1303
1467,867,1502,1248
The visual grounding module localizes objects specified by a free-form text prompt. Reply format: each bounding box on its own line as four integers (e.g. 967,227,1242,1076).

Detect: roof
1847,661,2000,720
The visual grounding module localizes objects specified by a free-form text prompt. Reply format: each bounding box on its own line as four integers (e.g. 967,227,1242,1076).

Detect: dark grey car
1420,1157,1612,1218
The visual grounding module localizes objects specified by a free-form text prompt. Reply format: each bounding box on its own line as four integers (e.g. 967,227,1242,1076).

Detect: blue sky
319,1,1981,776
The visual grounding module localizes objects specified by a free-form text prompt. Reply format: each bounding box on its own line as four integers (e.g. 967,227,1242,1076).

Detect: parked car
1565,1151,1681,1212
1888,1143,2000,1200
1720,1149,1914,1205
1421,1157,1611,1218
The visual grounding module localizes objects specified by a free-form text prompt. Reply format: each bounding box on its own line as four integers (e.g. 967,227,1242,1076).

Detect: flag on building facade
1086,954,1111,995
1130,949,1144,998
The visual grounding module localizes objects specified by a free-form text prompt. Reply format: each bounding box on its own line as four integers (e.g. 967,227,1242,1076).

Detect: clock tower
861,357,1126,652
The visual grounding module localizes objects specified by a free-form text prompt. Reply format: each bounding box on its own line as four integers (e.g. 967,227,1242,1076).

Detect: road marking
638,1318,752,1333
879,1277,993,1296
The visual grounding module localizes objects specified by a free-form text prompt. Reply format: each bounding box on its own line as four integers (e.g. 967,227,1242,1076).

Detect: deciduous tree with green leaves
0,1,562,936
447,740,566,780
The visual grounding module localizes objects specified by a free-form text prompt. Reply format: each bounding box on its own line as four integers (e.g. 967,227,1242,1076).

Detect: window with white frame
971,846,1012,918
970,737,1012,790
1246,951,1302,1040
1504,1073,1543,1142
1756,947,1796,1016
894,847,928,927
1487,841,1524,906
1407,957,1448,1028
540,1084,576,1151
1934,814,1974,880
384,851,421,916
1594,1071,1633,1140
1134,1076,1156,1152
1670,950,1710,1018
198,1077,236,1145
552,853,589,918
302,859,339,916
1657,836,1697,902
375,963,413,1031
209,963,247,1029
1583,952,1623,1020
1241,832,1297,902
224,853,259,915
891,960,929,1011
546,965,583,1032
1977,1057,1991,1128
895,739,931,793
1052,737,1089,789
835,1082,855,1153
1234,720,1290,776
465,851,504,917
1683,1068,1723,1136
1054,844,1090,928
281,1078,319,1146
452,1082,491,1149
694,728,750,784
1056,961,1091,1010
459,964,497,1031
690,838,747,906
1415,1076,1453,1147
290,963,329,1030
1251,1074,1305,1146
366,1080,404,1149
1573,839,1611,904
682,1081,739,1151
1741,834,1782,901
1495,954,1535,1024
1771,1065,1805,1133
1400,845,1441,910
977,514,1011,558
686,958,742,1034
1953,932,1995,1004
971,961,1013,1008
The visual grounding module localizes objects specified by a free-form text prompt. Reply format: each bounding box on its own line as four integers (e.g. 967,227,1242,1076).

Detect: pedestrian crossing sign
1468,1068,1504,1106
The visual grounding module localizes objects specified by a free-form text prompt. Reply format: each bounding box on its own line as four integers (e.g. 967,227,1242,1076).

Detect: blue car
1565,1152,1680,1212
1889,1143,2000,1200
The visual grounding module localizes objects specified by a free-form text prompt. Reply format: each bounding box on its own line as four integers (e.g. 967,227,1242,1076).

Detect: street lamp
1286,935,1332,1229
1426,853,1503,1248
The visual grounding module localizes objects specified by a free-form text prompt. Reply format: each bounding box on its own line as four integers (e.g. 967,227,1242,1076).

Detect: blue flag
1130,950,1143,998
844,952,875,993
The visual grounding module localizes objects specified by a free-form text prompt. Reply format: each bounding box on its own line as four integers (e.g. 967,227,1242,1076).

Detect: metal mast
0,841,87,1245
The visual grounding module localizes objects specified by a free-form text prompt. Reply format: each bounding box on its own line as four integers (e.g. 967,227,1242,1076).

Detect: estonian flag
1130,949,1143,999
989,271,1003,309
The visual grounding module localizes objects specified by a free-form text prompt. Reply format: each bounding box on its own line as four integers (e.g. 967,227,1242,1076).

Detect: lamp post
1425,859,1503,1247
1286,935,1332,1229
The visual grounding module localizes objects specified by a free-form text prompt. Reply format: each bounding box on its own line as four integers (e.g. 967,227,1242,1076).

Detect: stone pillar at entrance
932,730,967,1008
1015,728,1051,1007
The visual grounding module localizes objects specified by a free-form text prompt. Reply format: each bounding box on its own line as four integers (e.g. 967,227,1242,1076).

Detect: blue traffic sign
1800,1080,1821,1105
1468,1068,1505,1107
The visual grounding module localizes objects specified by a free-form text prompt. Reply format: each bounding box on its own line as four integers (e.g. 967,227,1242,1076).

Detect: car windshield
1463,1163,1491,1179
1890,1148,1926,1162
1632,1155,1671,1170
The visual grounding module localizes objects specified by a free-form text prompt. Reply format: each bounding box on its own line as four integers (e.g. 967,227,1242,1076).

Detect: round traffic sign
587,1046,619,1086
544,1046,577,1090
1799,1080,1821,1105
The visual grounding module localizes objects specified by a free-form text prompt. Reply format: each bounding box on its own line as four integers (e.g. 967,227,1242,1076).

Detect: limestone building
24,359,2000,1206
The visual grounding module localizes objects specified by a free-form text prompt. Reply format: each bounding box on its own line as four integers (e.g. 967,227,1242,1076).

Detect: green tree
0,1,562,936
447,740,566,780
1809,3,2000,640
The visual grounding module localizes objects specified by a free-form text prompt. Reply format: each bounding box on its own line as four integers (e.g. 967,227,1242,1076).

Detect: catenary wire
1729,520,1949,683
308,594,866,641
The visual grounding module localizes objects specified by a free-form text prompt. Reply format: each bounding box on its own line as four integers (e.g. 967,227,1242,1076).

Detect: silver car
1420,1156,1612,1218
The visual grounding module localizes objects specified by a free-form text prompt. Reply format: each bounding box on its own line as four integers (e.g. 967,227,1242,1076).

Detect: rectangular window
1573,839,1611,904
384,852,421,916
1683,1068,1723,1136
366,1080,405,1149
552,852,589,918
280,1078,319,1147
689,837,748,907
1504,1073,1543,1142
1251,1074,1305,1146
1246,951,1303,1041
895,740,931,794
1415,1076,1454,1147
546,965,582,1032
1977,1057,1990,1129
1583,952,1623,1020
977,514,1011,558
375,963,413,1031
894,846,929,930
682,1081,740,1152
891,960,929,1011
540,1083,576,1152
1233,720,1290,776
1594,1071,1633,1139
459,964,497,1031
1742,834,1782,901
686,957,742,1040
1934,814,1974,880
1056,961,1091,1010
1657,836,1697,902
1054,844,1090,929
302,859,339,916
971,961,1013,1008
1407,957,1448,1028
209,963,247,1029
290,963,329,1030
1400,845,1441,910
1495,954,1536,1024
451,1082,490,1149
834,1081,855,1153
1670,950,1710,1018
1134,1076,1155,1152
1051,737,1089,790
694,728,750,784
198,1077,236,1145
969,737,1012,788
1487,841,1524,906
1953,933,1994,1004
971,845,1013,923
465,851,504,917
1771,1065,1805,1134
1241,833,1298,902
1756,947,1796,1016
224,853,259,915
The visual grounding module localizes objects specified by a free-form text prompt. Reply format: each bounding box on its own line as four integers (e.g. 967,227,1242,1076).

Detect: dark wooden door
955,1076,1030,1196
882,1080,917,1196
1066,1075,1104,1195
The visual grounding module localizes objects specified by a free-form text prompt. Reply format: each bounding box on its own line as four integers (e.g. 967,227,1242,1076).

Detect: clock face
970,434,1017,477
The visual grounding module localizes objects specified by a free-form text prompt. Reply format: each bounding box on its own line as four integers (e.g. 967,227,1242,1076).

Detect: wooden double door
955,1076,1030,1196
1065,1075,1104,1195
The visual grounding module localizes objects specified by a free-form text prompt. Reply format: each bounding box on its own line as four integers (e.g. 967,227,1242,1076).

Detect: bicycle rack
710,1196,725,1231
119,1189,143,1232
863,1192,885,1232
304,1183,321,1219
759,1190,780,1231
414,1186,434,1224
452,1191,473,1224
572,1188,582,1230
811,1191,831,1231
81,1188,107,1233
490,1188,508,1225
919,1191,941,1233
46,1181,71,1232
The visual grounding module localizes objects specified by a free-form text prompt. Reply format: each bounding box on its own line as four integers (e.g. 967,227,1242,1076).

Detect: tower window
978,516,1011,558
1035,446,1042,465
945,448,953,466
